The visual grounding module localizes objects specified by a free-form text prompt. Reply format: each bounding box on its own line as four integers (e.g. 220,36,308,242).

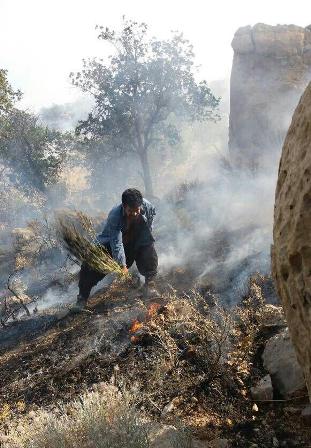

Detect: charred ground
0,275,310,447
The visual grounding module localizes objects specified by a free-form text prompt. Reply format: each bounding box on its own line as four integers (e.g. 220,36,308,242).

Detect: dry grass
120,284,274,426
4,386,150,448
3,385,194,448
0,277,296,447
56,211,128,278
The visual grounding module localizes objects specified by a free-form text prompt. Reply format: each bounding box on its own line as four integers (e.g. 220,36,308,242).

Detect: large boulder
229,24,311,170
272,81,311,399
262,329,306,397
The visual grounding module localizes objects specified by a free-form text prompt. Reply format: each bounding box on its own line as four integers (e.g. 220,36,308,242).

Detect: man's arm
109,214,127,267
97,207,126,267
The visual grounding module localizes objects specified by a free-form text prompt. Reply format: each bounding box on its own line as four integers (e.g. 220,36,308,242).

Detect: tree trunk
138,149,153,197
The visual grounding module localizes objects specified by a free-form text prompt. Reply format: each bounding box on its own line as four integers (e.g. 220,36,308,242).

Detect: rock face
272,81,311,399
229,23,311,169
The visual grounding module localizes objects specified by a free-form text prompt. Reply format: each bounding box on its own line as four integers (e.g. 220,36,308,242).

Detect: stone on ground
251,374,273,401
262,328,306,397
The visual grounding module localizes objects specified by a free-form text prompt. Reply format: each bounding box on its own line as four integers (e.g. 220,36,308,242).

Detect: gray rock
272,81,311,401
251,375,273,401
262,328,306,397
229,23,311,171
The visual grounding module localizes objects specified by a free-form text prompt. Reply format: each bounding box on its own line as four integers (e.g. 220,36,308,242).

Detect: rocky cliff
272,81,311,399
229,23,311,169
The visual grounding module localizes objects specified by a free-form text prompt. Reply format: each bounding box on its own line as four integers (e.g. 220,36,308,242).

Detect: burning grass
116,283,287,436
121,293,246,422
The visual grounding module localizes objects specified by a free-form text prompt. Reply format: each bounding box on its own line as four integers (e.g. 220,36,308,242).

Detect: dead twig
7,270,30,316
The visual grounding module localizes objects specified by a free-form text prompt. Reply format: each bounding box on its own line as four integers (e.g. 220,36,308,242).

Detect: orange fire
129,302,162,343
130,319,143,334
147,302,161,318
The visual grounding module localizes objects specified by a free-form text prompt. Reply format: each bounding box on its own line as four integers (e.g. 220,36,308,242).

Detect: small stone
251,375,273,401
252,403,259,412
301,404,311,425
161,397,180,417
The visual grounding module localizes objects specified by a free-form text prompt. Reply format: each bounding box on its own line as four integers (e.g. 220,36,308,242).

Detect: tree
0,69,73,193
71,19,220,196
0,109,73,192
0,69,21,116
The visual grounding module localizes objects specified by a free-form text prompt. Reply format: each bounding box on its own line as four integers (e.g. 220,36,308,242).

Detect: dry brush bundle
56,210,128,278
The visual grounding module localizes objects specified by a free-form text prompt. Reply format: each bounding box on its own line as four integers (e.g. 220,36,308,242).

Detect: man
77,188,158,307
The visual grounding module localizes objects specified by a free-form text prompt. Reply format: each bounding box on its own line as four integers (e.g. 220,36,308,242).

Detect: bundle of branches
56,211,127,278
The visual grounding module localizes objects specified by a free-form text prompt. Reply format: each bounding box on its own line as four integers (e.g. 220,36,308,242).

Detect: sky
1,0,310,111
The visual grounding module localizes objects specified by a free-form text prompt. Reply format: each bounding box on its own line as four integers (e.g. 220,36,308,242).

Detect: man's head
122,188,143,219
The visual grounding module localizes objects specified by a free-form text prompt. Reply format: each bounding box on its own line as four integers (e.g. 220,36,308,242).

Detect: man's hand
121,266,131,285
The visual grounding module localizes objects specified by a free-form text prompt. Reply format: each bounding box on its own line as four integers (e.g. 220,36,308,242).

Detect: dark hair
122,188,143,208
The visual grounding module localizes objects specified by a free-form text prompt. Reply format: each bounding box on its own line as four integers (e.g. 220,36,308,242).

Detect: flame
130,319,143,334
147,302,161,318
129,302,161,342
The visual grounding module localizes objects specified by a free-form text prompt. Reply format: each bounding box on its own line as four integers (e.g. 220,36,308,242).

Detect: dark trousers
78,243,158,299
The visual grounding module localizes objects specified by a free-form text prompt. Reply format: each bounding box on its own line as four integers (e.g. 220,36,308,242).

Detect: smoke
0,76,278,315
39,96,93,131
1,60,303,315
155,159,276,303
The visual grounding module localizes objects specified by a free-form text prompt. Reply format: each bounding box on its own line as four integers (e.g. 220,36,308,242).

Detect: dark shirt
122,214,154,249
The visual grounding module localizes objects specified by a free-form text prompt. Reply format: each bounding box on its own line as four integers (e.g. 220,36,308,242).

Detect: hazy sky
1,0,310,110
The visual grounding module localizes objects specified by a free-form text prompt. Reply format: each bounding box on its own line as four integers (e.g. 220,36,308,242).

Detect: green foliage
0,109,74,192
0,69,21,116
71,18,220,195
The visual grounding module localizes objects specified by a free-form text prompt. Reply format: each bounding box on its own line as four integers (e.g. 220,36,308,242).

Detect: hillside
1,275,311,447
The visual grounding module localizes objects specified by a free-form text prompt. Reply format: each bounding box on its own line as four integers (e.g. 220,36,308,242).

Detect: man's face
124,204,141,220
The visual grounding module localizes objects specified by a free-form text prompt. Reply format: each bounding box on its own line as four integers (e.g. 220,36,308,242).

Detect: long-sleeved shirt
96,198,156,266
